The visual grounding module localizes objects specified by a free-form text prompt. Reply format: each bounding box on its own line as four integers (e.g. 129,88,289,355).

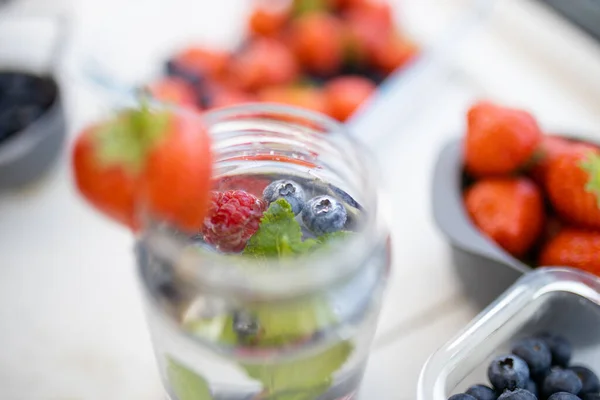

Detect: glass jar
136,104,391,400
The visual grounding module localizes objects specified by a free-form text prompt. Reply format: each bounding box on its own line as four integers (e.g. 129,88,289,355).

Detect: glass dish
417,267,600,400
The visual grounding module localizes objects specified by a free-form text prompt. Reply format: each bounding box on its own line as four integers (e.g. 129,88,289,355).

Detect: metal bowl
432,138,532,308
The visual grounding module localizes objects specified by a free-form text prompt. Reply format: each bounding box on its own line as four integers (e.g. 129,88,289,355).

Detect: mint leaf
167,357,214,400
185,315,238,346
243,199,318,257
95,107,169,173
242,340,353,400
317,231,351,244
251,297,337,345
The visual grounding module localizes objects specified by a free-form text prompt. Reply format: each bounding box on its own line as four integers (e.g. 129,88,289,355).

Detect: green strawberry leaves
243,340,353,400
581,153,600,207
94,106,169,173
167,357,214,400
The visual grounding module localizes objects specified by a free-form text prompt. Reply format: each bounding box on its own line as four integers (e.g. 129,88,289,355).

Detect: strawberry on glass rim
72,104,213,233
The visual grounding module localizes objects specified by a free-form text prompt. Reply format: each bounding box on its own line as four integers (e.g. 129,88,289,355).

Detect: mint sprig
243,340,353,400
243,198,318,257
243,198,350,257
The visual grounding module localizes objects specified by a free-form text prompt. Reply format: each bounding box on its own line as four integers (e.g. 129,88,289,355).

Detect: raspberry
202,190,266,252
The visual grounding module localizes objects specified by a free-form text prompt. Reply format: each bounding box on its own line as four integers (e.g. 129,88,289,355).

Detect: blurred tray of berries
432,101,600,306
77,0,491,126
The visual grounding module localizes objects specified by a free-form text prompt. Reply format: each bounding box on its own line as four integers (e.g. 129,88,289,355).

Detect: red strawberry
528,136,598,186
72,107,212,232
147,78,199,110
323,75,376,121
370,32,418,75
287,12,345,76
229,38,299,92
545,147,600,229
202,190,266,252
248,1,291,37
140,111,213,232
464,177,545,257
539,228,600,276
258,85,330,115
72,123,139,229
170,47,230,81
464,101,543,177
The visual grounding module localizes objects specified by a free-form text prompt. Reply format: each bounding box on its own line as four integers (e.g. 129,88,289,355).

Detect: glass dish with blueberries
418,268,600,400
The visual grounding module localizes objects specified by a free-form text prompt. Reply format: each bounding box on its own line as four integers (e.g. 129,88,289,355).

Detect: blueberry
525,379,539,397
512,338,552,378
570,366,600,394
263,180,306,215
466,384,498,400
497,389,537,400
327,184,363,210
548,393,582,400
488,354,530,391
302,195,347,235
537,333,572,367
449,395,477,400
233,311,260,340
165,59,203,87
543,368,583,397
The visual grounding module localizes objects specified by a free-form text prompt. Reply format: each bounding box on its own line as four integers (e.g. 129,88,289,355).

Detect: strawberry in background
464,101,543,177
464,177,545,258
72,106,213,233
461,100,600,277
144,0,418,122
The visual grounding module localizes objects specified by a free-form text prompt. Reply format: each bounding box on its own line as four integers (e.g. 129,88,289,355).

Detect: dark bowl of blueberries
418,268,600,400
0,70,65,189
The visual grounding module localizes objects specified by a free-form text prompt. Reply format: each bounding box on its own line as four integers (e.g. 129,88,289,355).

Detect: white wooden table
1,0,599,399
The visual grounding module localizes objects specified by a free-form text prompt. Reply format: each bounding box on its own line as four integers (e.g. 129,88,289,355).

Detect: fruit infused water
132,104,391,400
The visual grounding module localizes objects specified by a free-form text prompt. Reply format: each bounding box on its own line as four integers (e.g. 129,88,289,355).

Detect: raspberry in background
202,190,267,252
464,101,543,177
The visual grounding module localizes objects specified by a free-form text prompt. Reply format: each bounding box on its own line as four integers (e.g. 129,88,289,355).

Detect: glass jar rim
139,103,388,299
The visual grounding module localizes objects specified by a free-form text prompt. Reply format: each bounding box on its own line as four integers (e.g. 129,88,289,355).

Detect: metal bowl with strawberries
432,101,600,307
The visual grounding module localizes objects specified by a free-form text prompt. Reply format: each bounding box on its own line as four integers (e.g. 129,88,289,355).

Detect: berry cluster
462,101,600,276
146,0,418,122
449,333,600,400
201,178,355,253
